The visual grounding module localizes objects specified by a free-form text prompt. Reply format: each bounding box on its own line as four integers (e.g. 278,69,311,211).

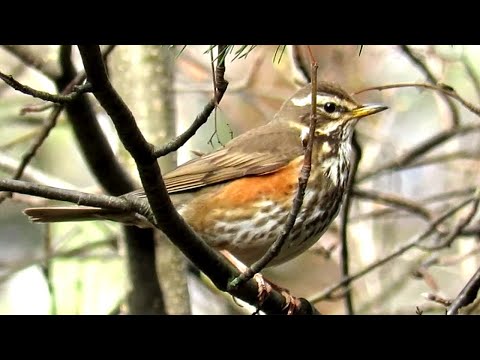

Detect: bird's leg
220,250,301,314
220,250,271,306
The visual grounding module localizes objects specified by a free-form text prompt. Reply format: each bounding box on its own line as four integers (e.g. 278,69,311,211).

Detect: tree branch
357,124,480,182
355,82,480,118
0,71,91,103
0,105,63,204
447,265,480,315
398,45,460,126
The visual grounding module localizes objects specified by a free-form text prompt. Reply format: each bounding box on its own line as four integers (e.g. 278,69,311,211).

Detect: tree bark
110,45,191,315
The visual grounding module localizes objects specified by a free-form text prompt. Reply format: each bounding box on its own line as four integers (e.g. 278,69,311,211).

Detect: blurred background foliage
0,45,479,314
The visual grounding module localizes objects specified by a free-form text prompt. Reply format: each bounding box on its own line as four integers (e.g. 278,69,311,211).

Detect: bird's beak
351,104,388,118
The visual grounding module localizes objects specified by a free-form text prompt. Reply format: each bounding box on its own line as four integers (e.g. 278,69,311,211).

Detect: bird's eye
323,102,337,113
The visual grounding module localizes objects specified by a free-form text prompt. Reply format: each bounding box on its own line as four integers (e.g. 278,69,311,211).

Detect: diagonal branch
447,265,480,315
0,105,63,205
353,188,434,221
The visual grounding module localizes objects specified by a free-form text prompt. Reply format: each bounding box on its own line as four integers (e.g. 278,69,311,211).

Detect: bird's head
275,82,388,143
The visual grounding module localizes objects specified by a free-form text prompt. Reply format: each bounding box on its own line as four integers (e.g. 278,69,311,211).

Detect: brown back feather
130,122,304,197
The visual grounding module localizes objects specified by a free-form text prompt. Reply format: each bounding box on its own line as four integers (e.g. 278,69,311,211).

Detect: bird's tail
23,206,151,228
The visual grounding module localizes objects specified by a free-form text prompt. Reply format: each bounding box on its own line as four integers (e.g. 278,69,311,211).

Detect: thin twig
447,265,480,315
398,45,460,126
357,124,480,182
0,152,75,188
351,187,476,222
0,179,145,214
353,188,434,221
401,151,480,170
308,195,478,304
0,238,118,285
422,292,452,307
154,45,228,158
0,71,91,103
417,195,480,250
228,56,319,289
355,82,480,118
0,105,63,204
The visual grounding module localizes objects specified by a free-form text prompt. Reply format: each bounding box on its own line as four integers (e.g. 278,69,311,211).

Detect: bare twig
0,71,91,103
228,56,319,289
447,265,480,315
0,238,118,285
422,292,452,307
355,82,480,118
154,45,228,158
309,196,478,304
0,105,63,204
353,188,434,221
351,187,477,223
401,150,480,170
417,195,480,250
398,45,460,126
0,179,146,215
0,152,75,188
357,124,480,182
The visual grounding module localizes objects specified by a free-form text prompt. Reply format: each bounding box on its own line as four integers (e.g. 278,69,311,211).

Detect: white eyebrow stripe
291,94,354,109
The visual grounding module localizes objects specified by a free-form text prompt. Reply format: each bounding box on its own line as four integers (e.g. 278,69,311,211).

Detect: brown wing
158,121,304,194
